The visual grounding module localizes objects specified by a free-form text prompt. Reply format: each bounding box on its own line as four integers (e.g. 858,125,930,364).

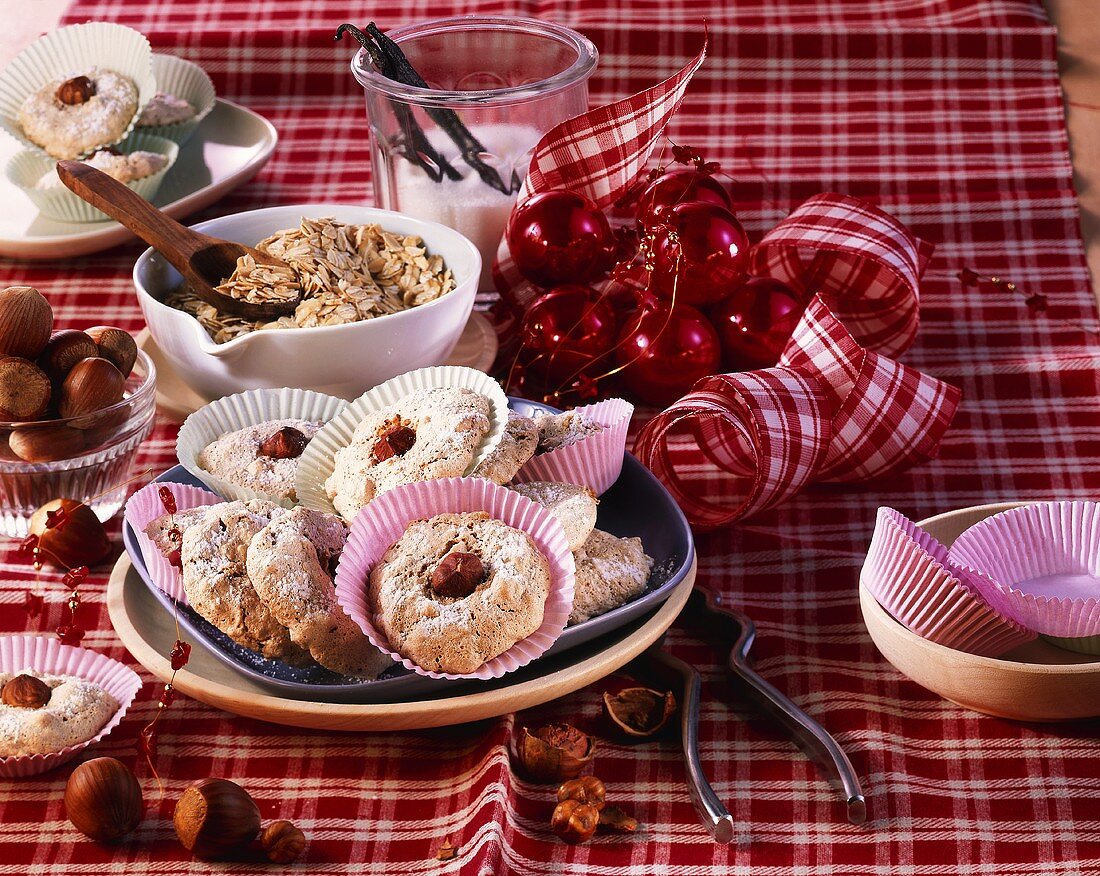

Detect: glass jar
0,350,157,536
351,16,598,290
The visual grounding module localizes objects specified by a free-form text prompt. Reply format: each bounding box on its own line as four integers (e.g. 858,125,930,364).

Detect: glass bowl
0,350,157,536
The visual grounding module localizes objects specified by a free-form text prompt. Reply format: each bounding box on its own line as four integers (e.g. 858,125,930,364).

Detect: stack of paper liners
861,507,1034,657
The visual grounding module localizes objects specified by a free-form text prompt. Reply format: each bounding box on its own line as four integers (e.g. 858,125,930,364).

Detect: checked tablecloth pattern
1,0,1099,873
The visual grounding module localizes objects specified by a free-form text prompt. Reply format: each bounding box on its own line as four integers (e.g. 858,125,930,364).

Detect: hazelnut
550,799,599,844
603,687,677,739
64,757,143,842
9,424,86,462
514,723,595,783
1,673,51,708
84,326,137,376
29,498,112,569
173,778,261,860
371,423,416,462
0,286,53,360
58,357,125,422
258,426,308,460
557,776,606,811
38,330,99,383
430,551,485,598
0,357,51,421
57,75,96,106
261,820,306,863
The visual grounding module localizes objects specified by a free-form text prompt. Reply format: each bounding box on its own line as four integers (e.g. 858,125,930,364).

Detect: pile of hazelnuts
62,755,306,863
0,285,138,462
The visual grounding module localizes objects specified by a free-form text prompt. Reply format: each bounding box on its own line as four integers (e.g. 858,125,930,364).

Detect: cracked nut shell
515,723,595,783
603,686,677,739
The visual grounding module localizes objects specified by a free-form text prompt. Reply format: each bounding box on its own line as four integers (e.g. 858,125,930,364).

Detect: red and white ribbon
493,41,707,311
635,275,962,530
752,192,934,358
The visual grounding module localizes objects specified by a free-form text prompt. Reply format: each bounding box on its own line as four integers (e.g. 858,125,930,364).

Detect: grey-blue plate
122,399,694,703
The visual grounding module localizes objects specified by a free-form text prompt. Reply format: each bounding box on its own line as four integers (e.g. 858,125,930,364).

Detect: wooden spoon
57,160,301,320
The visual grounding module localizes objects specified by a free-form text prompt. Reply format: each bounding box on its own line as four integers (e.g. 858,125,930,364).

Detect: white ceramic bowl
132,204,481,400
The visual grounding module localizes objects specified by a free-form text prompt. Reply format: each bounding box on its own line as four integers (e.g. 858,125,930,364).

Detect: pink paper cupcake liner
0,636,142,777
124,481,223,603
861,507,1035,657
513,397,634,495
949,501,1100,644
334,477,576,680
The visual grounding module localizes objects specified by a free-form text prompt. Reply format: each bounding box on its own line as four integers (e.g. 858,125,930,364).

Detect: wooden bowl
860,502,1100,722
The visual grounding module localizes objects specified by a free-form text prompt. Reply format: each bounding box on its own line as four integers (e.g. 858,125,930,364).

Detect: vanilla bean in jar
344,17,598,289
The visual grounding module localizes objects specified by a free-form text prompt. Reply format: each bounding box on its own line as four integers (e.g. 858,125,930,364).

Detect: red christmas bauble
709,276,806,370
649,202,750,307
520,285,619,385
635,169,732,228
506,190,615,288
615,304,720,406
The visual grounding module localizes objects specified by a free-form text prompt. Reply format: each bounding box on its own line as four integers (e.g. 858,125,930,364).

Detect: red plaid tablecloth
2,0,1099,872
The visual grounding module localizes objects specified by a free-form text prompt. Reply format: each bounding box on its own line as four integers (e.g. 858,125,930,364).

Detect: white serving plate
0,98,276,259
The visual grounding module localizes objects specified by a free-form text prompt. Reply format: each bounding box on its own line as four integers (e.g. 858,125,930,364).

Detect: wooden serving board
107,552,696,731
137,310,499,422
861,502,1100,722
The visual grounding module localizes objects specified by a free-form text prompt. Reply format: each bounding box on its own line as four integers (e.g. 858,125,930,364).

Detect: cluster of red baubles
504,169,807,405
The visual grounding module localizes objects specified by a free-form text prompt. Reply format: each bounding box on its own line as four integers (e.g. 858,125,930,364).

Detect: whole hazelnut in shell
38,330,99,383
0,286,53,360
84,326,137,377
0,357,51,421
59,357,125,421
64,757,144,842
9,424,86,462
174,778,261,860
29,498,111,568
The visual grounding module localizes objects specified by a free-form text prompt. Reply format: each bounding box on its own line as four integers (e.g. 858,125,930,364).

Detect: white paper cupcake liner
6,132,178,223
176,387,347,508
0,22,155,158
124,480,224,603
0,636,142,777
131,53,216,145
333,477,575,680
949,501,1100,640
512,397,634,495
296,366,510,515
861,507,1034,657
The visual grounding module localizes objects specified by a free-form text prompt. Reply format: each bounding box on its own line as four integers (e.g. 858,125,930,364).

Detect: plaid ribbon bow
634,285,962,531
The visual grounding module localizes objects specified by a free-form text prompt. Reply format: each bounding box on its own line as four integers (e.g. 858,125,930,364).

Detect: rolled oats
165,217,456,343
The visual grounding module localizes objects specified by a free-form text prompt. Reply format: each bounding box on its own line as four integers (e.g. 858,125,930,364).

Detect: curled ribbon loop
751,192,934,359
634,369,830,530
